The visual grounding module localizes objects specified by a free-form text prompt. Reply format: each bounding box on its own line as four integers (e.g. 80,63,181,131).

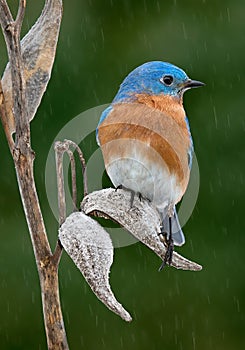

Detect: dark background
0,0,244,349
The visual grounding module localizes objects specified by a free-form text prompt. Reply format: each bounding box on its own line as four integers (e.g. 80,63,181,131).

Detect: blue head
113,61,204,103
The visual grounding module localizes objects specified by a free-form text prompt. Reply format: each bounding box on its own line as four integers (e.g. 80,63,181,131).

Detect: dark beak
184,79,205,89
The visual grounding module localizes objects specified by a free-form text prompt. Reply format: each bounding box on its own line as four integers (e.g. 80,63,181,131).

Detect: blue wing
96,105,113,145
184,115,194,168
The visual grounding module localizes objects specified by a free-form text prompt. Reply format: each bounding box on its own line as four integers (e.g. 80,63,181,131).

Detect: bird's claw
115,185,143,208
158,238,174,271
115,184,123,192
158,216,174,270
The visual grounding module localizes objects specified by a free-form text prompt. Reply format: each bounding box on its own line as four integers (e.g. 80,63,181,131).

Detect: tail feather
161,207,185,246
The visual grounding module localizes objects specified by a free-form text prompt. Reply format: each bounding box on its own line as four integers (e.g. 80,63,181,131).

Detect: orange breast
98,99,191,193
135,93,187,131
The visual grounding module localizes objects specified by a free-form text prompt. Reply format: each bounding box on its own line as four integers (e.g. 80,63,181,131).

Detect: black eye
161,75,174,86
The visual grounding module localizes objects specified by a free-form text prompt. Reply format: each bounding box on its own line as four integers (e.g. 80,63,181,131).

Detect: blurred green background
0,0,244,349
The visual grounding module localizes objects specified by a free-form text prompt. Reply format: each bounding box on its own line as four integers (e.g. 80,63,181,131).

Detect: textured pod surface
81,188,202,271
1,0,62,133
59,211,132,322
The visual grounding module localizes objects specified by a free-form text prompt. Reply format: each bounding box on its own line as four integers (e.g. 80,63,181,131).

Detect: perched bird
96,61,204,268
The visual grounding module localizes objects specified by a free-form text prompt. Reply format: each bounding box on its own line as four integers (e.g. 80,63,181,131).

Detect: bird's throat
135,93,186,129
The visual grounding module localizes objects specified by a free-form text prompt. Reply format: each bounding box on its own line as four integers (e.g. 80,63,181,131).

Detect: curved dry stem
15,0,26,34
54,141,67,225
66,149,78,211
64,139,88,197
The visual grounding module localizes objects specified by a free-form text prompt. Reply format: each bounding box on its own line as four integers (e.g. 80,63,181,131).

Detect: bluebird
96,61,204,268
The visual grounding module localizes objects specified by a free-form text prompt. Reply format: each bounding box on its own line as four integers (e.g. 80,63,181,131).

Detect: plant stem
0,1,69,348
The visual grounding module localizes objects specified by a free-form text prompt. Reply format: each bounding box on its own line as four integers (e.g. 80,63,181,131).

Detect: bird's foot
115,185,137,208
115,184,123,192
158,237,174,271
158,216,174,271
138,193,143,201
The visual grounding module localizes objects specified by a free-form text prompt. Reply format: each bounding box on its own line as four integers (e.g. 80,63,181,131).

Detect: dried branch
52,141,68,268
67,149,78,211
64,139,88,197
54,139,87,217
0,1,28,148
55,141,67,226
15,0,26,31
0,1,69,349
53,138,87,268
0,0,48,252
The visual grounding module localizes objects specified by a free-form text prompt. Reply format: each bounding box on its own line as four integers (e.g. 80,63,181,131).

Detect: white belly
104,139,183,211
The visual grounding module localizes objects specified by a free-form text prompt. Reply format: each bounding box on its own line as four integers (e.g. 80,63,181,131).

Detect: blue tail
161,207,185,246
